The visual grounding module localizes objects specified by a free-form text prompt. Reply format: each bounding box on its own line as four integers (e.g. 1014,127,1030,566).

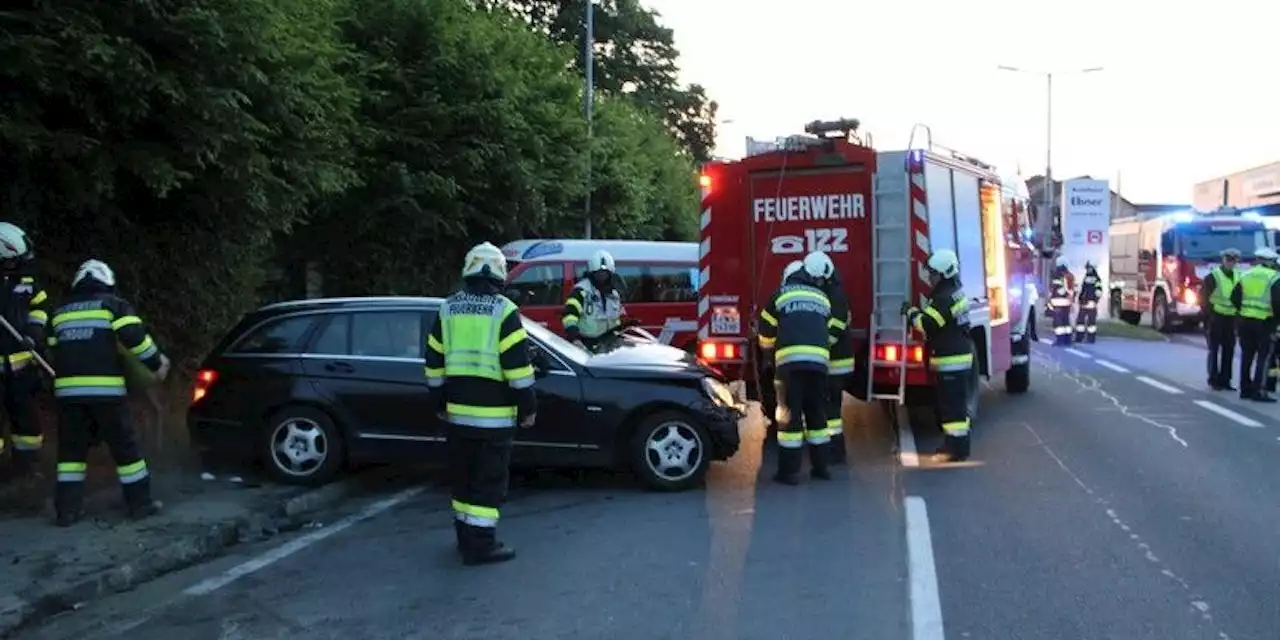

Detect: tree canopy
0,0,710,368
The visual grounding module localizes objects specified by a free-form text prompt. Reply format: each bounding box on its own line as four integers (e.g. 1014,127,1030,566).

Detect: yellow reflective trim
758,336,776,348
130,335,154,356
13,434,42,445
29,309,48,322
117,460,147,476
8,352,32,364
950,299,968,315
57,461,88,472
504,364,534,381
451,499,500,520
911,314,923,331
777,431,803,442
942,419,971,434
830,357,854,368
31,290,48,306
777,344,828,358
923,306,946,327
424,366,445,377
563,314,580,326
47,336,57,347
445,403,517,418
760,309,777,326
110,315,142,330
498,328,527,354
427,334,445,354
565,297,583,312
776,289,827,305
54,376,126,388
52,309,113,327
829,316,847,330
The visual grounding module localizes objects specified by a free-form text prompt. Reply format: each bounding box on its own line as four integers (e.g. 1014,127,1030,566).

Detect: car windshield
1181,228,1269,260
523,317,590,365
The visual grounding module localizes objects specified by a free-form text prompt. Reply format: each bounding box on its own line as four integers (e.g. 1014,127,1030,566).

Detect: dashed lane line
1136,376,1184,395
1193,400,1264,428
905,496,945,640
1064,348,1092,358
1094,359,1131,373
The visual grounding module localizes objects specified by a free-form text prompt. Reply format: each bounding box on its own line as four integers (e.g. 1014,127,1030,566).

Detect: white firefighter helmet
72,259,116,287
782,260,804,281
1256,247,1279,263
461,242,508,281
802,251,835,280
1055,256,1070,268
0,223,30,260
927,249,960,279
588,250,616,274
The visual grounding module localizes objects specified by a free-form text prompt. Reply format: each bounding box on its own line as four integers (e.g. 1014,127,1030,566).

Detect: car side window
350,311,423,359
231,315,317,354
310,313,350,355
504,264,565,306
530,340,568,372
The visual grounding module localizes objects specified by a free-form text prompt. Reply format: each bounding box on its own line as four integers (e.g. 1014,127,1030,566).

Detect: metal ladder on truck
867,124,932,454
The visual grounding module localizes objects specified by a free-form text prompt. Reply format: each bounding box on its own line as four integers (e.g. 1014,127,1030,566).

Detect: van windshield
1180,228,1269,260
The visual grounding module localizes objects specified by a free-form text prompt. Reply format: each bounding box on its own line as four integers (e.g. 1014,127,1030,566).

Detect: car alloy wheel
644,420,704,483
270,417,329,478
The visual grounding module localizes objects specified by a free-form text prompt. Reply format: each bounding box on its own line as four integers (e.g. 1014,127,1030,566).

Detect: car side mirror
528,345,550,377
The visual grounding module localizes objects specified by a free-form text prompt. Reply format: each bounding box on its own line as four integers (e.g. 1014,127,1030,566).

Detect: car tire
261,405,346,486
629,410,711,492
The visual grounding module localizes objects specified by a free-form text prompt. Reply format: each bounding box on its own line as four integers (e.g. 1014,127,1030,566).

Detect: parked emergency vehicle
500,239,700,348
1109,206,1271,332
695,119,1035,410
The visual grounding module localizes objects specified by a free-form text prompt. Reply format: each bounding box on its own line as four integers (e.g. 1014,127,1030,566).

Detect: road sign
1086,230,1103,245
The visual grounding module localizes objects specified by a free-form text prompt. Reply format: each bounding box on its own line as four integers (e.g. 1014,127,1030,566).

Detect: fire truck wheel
630,411,711,492
1152,291,1171,332
1109,291,1123,319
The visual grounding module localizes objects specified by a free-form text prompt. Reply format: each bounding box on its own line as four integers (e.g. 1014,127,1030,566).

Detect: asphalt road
21,343,1280,640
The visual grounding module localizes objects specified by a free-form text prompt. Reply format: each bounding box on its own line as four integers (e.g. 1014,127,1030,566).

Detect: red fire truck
1109,207,1271,332
695,119,1034,415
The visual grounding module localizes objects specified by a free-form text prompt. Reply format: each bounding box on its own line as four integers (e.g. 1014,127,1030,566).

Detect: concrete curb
0,467,402,638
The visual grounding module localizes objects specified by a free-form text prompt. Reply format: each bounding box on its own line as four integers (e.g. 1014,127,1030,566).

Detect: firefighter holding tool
48,259,169,526
903,249,975,463
758,254,842,484
1201,247,1241,391
0,222,50,492
1074,261,1102,343
759,261,804,447
425,242,537,565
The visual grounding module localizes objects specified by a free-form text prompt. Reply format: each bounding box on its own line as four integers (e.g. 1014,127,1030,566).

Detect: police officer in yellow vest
905,249,975,463
561,250,624,350
1230,247,1280,402
425,242,537,565
1200,247,1241,391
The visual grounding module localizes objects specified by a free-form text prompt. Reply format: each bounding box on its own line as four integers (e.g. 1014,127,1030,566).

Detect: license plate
711,306,741,335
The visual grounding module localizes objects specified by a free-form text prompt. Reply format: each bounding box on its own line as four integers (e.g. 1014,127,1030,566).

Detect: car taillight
874,343,925,364
192,369,218,404
698,341,740,361
1182,288,1197,305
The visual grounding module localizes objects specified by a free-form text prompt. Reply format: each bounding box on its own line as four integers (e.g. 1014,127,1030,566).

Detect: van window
643,265,698,303
230,314,317,354
505,264,565,306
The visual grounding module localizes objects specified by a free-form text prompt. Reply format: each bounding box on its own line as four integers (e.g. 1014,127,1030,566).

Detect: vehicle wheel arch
613,401,699,464
619,405,713,492
258,401,351,484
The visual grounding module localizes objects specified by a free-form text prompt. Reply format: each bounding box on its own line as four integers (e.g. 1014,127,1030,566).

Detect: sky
642,0,1278,204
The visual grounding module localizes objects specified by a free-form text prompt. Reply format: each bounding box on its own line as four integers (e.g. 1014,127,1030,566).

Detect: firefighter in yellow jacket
47,260,170,526
0,223,49,488
425,242,537,565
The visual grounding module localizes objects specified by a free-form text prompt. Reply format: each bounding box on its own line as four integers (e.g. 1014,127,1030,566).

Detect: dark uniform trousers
448,425,513,555
1,367,43,474
1238,319,1275,397
776,369,829,476
935,369,973,459
55,401,151,512
1206,313,1237,387
824,374,847,464
1074,301,1099,343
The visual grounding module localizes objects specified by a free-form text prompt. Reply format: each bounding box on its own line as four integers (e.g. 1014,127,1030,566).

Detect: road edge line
905,496,945,640
1093,358,1130,373
1193,399,1264,428
1136,375,1184,395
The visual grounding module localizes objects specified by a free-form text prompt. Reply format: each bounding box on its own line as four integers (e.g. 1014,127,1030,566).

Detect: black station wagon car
187,297,744,491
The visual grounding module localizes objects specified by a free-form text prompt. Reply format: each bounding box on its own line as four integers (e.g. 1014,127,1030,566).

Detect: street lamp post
997,65,1103,250
583,0,595,239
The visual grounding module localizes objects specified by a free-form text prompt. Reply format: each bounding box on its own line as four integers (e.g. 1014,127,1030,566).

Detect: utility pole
997,65,1103,252
583,0,595,239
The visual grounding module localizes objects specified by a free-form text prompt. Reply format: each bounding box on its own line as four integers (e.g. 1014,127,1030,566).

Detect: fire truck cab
696,119,1034,413
1109,207,1272,332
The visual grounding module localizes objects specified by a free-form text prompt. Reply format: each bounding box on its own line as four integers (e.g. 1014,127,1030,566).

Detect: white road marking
1064,348,1092,358
183,487,425,596
1136,376,1183,395
1038,338,1054,345
899,415,919,468
905,496,945,640
1193,400,1263,428
1094,359,1131,373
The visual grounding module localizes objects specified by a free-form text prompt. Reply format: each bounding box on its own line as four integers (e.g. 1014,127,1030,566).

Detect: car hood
584,340,713,380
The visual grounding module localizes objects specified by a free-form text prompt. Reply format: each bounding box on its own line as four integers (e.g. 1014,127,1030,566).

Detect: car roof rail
259,296,445,311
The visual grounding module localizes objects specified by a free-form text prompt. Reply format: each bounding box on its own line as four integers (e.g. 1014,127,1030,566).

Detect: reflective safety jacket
562,279,623,340
823,279,854,376
425,289,537,432
1201,265,1239,317
47,289,166,400
1049,268,1073,309
1232,265,1280,321
1,272,49,374
1078,269,1102,306
758,279,841,374
910,278,974,372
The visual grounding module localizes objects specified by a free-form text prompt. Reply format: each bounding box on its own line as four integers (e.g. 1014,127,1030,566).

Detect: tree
0,0,360,363
485,0,719,162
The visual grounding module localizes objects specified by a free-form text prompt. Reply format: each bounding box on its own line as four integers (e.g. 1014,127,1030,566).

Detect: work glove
899,302,911,316
155,354,172,382
904,307,922,327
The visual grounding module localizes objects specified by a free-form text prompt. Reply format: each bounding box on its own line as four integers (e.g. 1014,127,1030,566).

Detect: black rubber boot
462,543,516,566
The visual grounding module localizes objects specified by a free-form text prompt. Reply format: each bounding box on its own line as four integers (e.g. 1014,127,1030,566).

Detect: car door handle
324,361,355,373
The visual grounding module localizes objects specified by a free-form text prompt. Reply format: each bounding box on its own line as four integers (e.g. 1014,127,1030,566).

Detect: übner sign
1060,178,1112,313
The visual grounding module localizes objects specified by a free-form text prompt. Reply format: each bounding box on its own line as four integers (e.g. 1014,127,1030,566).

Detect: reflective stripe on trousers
53,376,127,398
777,429,829,449
452,499,499,527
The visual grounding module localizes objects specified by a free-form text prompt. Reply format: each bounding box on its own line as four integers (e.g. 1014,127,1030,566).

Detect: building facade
1193,161,1280,210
